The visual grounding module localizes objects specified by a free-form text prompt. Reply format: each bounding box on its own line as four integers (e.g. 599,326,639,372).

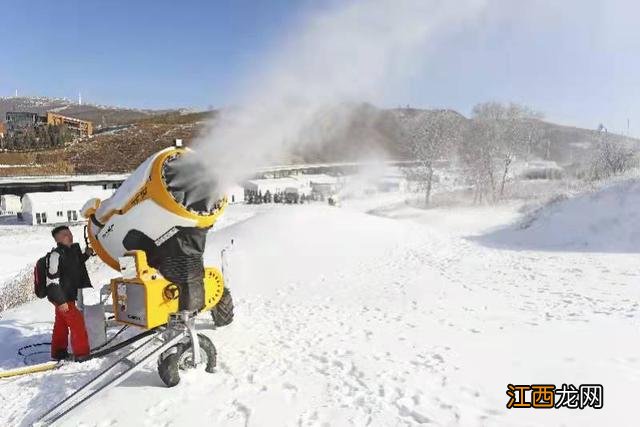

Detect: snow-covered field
0,185,638,426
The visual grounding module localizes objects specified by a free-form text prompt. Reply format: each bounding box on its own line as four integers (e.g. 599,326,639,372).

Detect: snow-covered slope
205,205,409,296
478,179,640,252
0,195,639,426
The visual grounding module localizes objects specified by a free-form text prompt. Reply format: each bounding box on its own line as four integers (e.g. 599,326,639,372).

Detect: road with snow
0,188,638,426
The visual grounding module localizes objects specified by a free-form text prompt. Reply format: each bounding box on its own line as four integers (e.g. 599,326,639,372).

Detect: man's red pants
51,301,90,358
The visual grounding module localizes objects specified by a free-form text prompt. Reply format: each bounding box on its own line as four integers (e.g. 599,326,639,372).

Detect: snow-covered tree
459,118,498,202
589,126,636,180
401,110,462,204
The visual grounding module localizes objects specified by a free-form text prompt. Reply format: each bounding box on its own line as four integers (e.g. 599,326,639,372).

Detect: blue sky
1,0,637,135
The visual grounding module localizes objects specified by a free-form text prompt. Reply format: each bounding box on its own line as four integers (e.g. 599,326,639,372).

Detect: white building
289,175,313,196
0,194,21,215
306,174,339,196
22,189,114,226
377,171,408,193
244,177,304,195
72,184,111,193
517,160,564,180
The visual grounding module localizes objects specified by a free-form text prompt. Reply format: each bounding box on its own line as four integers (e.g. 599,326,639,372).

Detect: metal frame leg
188,319,201,366
34,329,187,427
171,311,201,367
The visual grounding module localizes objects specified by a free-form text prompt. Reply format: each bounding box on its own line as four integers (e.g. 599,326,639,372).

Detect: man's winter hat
51,225,70,237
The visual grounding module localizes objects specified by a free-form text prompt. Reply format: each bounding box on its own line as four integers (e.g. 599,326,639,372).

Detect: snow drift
477,179,640,252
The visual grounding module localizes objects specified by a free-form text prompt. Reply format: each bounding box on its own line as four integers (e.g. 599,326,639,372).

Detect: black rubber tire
210,288,234,327
197,333,217,373
158,345,183,387
157,335,216,386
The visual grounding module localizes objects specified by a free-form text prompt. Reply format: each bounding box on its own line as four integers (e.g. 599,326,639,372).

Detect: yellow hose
0,361,61,379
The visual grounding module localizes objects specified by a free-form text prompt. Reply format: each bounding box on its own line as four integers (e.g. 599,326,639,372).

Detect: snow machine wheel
158,345,182,387
157,335,217,387
210,288,234,327
200,334,217,373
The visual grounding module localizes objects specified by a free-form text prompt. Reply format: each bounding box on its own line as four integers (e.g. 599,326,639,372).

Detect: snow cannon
73,144,235,388
8,145,238,420
80,145,234,330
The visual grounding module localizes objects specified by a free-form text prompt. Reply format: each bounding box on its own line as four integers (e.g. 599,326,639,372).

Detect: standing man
46,225,94,360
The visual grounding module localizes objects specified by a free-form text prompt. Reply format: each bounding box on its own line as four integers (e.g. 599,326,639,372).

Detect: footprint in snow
282,382,299,402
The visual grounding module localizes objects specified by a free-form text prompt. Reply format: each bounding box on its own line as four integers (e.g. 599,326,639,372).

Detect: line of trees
401,102,548,204
403,102,638,205
0,124,72,150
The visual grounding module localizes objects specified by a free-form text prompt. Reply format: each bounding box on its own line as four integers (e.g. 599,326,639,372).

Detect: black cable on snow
90,325,129,353
75,328,158,363
18,342,52,357
17,342,52,365
17,324,131,365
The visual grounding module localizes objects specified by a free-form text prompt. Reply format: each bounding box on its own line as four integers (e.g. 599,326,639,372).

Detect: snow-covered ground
0,186,638,426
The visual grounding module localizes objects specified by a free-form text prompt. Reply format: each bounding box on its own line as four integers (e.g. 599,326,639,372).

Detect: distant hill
66,111,215,174
534,120,635,164
291,105,637,166
0,97,636,176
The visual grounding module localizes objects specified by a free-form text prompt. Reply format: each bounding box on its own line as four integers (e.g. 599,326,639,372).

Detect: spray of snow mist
191,0,487,190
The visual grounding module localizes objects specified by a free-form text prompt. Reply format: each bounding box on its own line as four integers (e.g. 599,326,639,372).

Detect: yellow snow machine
30,141,235,426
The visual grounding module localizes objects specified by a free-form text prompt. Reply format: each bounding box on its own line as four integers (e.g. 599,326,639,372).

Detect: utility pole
627,118,630,136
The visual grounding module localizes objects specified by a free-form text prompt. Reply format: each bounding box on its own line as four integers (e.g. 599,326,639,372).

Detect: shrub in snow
588,130,637,181
0,268,34,312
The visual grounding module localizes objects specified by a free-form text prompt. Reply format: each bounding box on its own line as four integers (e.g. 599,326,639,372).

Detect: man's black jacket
46,243,93,305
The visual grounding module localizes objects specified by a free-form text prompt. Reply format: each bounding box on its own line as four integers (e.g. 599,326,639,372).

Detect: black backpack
34,255,49,299
34,248,61,299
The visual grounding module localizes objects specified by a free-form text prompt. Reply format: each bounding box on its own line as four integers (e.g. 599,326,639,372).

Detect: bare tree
401,110,462,204
468,102,543,200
